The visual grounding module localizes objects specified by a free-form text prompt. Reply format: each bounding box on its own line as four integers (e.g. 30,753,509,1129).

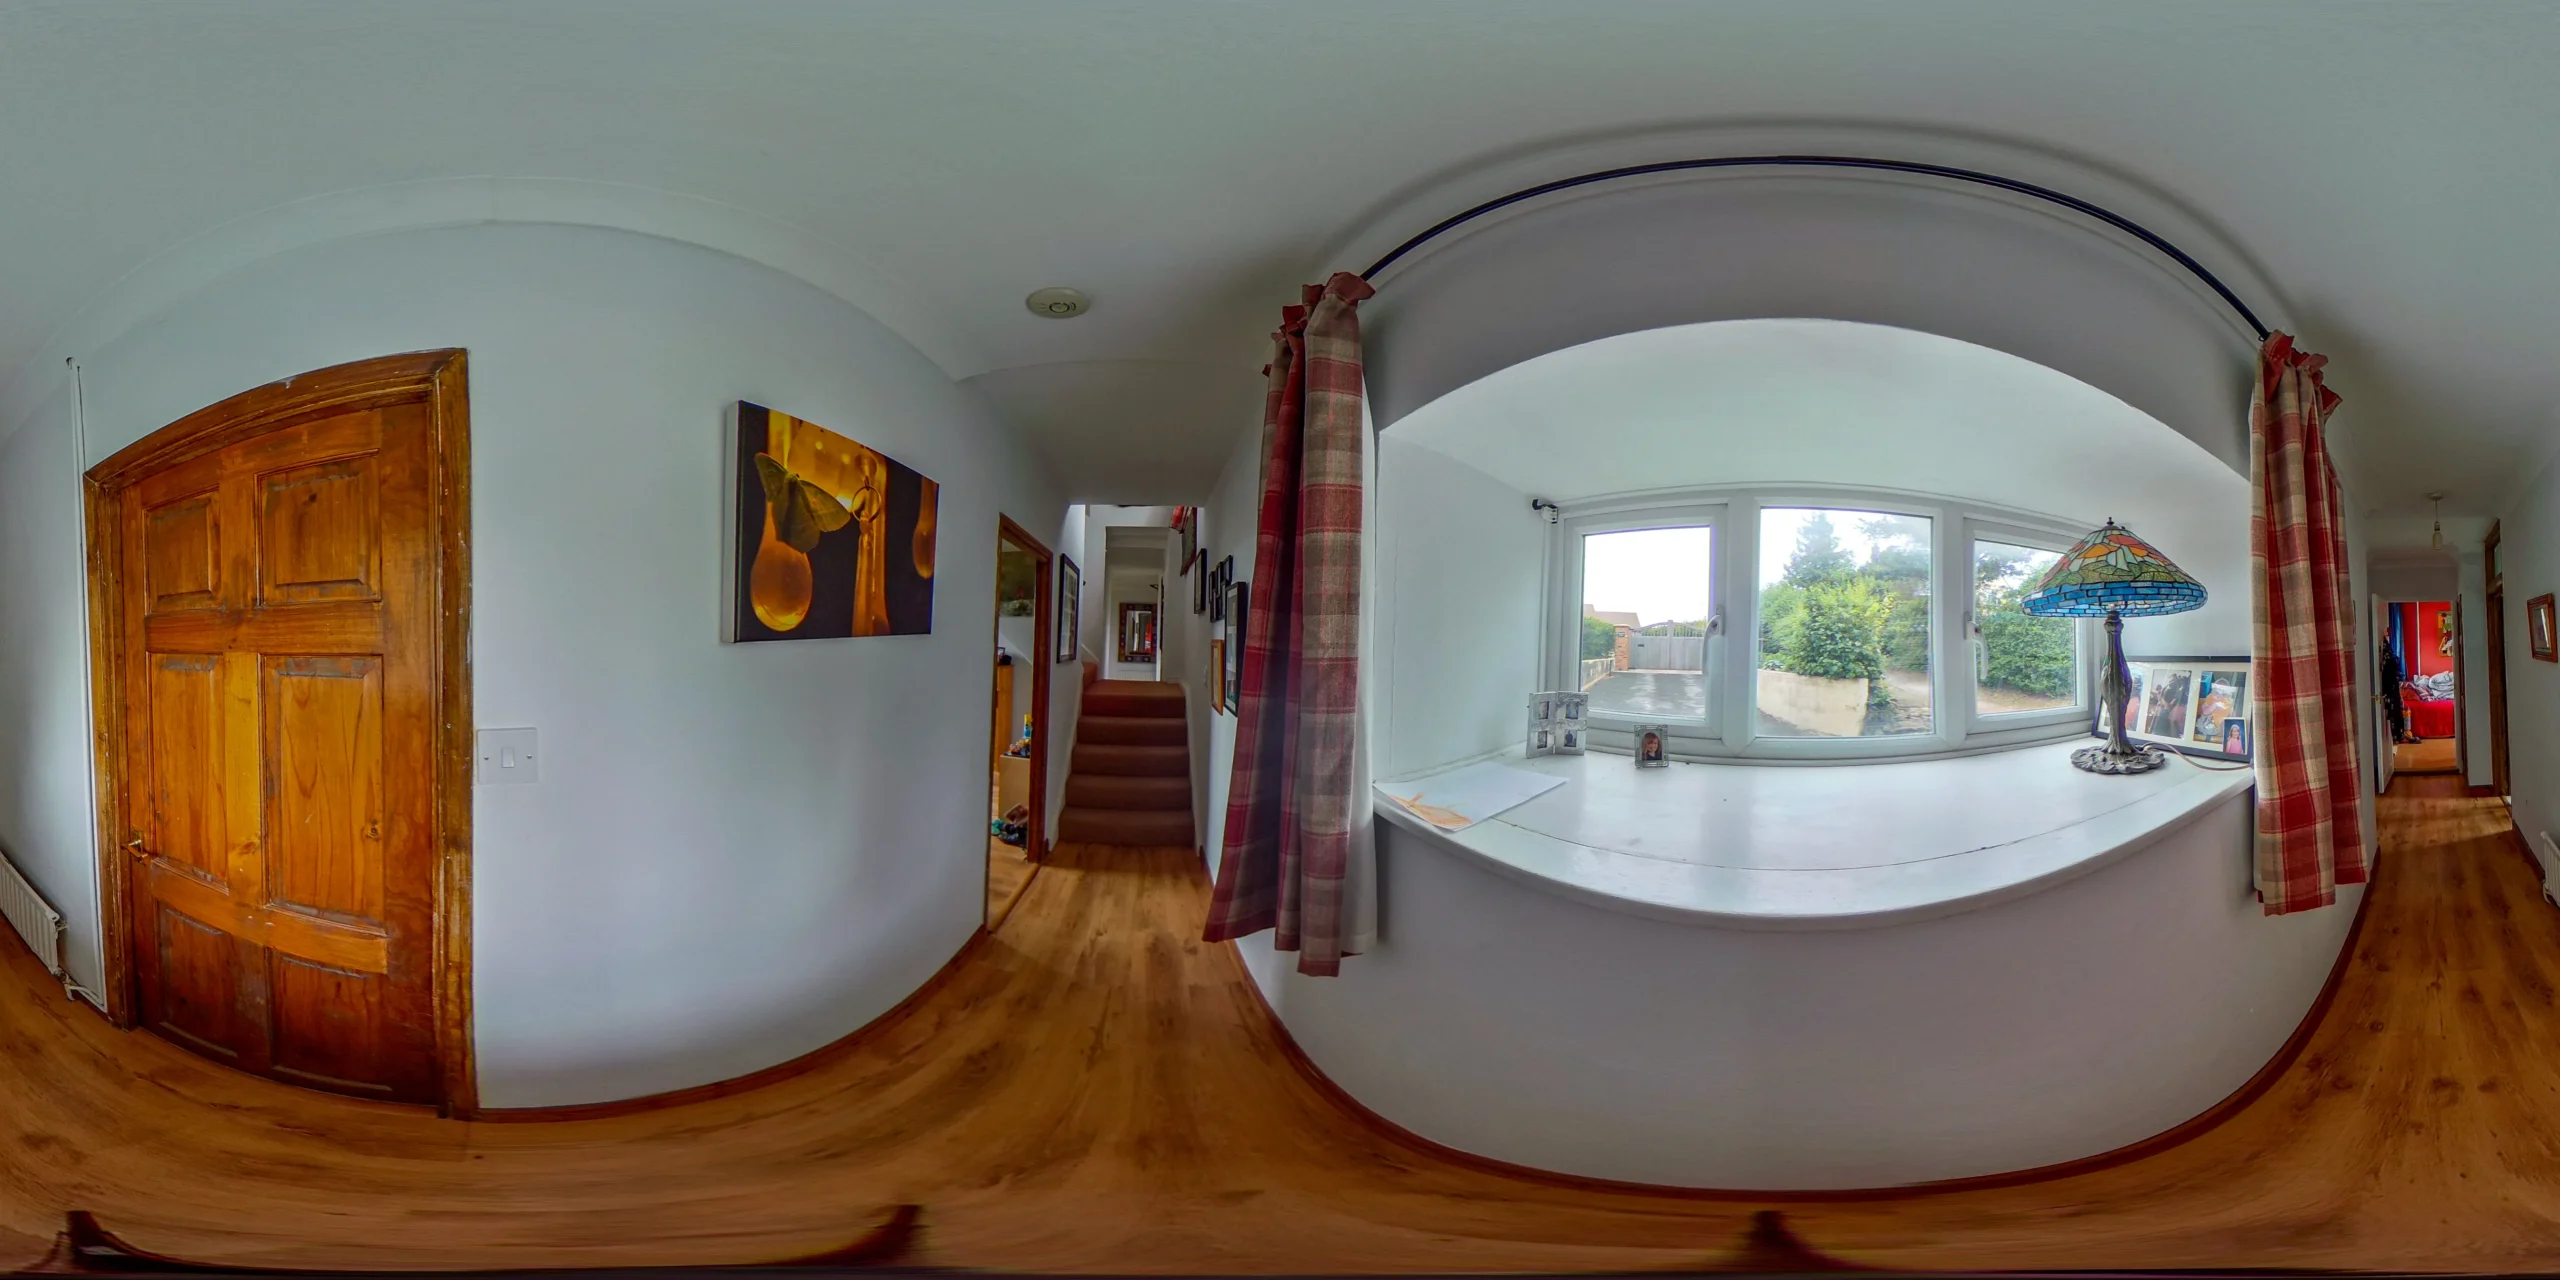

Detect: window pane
1580,526,1713,722
1755,508,1932,738
1974,539,2080,717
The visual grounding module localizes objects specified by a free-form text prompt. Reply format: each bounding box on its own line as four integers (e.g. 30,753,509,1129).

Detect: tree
1782,513,1854,587
1581,614,1620,660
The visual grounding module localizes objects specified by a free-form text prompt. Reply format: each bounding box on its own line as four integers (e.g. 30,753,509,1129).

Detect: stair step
1072,743,1191,778
1084,681,1187,720
1058,806,1196,847
1078,714,1189,747
1067,774,1191,812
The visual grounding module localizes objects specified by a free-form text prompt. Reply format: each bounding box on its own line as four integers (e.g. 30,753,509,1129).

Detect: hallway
2,778,2555,1273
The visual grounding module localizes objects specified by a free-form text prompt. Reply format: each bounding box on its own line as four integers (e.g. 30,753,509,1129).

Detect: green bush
1581,615,1620,661
1979,588,2076,698
1782,577,1889,693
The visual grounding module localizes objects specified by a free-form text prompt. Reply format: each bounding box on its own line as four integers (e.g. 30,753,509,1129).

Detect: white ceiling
1389,318,2245,551
4,1,2559,517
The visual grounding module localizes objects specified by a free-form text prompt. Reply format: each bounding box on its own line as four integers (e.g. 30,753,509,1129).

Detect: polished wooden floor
3,776,2555,1273
2393,735,2460,774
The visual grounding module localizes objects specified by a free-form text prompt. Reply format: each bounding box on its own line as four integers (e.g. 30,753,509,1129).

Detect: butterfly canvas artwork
732,401,940,642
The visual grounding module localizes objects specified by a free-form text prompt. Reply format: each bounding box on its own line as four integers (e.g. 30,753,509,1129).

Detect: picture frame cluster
2097,655,2252,762
1526,691,1588,756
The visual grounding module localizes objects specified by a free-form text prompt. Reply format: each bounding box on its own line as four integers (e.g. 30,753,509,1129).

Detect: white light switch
476,728,539,785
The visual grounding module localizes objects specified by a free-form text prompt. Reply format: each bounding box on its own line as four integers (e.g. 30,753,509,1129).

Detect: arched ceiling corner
0,176,992,426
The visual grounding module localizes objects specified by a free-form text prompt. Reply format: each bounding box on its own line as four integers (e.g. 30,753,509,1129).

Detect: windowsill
1373,740,2253,931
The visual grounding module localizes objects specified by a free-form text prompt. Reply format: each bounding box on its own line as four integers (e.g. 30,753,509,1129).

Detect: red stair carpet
1060,680,1196,847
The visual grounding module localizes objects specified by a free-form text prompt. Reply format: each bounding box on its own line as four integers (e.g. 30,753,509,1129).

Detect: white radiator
0,847,68,990
2536,832,2560,909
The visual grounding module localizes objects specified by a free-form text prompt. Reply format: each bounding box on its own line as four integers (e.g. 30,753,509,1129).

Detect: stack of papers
1377,761,1567,832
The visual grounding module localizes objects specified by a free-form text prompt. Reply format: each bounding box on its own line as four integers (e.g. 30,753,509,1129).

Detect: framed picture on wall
2531,593,2557,662
730,401,939,642
1224,580,1249,713
1192,551,1208,614
2099,655,2252,762
1055,554,1080,662
1209,638,1226,713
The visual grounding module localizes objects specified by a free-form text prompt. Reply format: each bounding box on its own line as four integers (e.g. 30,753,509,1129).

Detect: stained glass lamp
2019,520,2208,775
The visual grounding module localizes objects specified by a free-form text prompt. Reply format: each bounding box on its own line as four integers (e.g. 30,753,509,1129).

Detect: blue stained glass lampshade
2019,521,2207,618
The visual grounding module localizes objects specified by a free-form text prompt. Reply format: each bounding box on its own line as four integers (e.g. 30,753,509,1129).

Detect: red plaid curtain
1204,271,1374,975
2249,332,2367,914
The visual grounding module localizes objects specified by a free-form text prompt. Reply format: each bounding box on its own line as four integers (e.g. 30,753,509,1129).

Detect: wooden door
91,352,470,1109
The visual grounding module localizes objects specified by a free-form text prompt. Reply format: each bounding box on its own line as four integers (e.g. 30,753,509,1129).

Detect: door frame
2486,521,2513,797
993,516,1054,868
82,350,476,1115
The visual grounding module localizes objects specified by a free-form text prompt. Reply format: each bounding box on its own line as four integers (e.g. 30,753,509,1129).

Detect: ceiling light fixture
2428,491,2446,550
1024,287,1090,319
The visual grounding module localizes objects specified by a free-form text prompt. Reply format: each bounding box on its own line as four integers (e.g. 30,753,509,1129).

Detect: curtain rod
1357,155,2272,342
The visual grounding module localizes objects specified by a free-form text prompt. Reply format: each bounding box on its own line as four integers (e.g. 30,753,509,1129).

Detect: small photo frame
2530,593,2557,663
1633,724,1671,768
1557,726,1585,755
2101,656,2252,762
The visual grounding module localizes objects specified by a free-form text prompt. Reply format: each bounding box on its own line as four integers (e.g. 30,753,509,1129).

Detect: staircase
1059,680,1196,848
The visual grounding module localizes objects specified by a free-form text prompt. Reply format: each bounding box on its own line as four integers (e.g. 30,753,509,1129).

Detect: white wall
0,222,1075,1108
1199,429,1264,877
1287,797,2346,1188
2500,451,2560,863
1360,172,2264,476
0,371,104,997
2369,558,2456,602
2458,553,2495,787
1376,436,1547,778
1193,173,2370,1188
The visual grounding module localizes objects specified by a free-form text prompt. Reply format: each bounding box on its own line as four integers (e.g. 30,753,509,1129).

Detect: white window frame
1550,501,1726,754
1548,485,2095,763
1964,520,2094,739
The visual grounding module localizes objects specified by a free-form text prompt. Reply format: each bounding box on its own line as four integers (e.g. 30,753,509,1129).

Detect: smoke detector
1024,287,1090,319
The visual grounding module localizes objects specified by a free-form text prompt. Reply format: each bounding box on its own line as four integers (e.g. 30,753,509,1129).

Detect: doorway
1100,524,1170,682
2381,598,2462,777
986,517,1053,929
84,351,473,1112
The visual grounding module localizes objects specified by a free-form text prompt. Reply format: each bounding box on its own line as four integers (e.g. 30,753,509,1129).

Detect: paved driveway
1585,670,1708,718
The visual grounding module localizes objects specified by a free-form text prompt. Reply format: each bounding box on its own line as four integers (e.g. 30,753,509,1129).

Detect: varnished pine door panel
116,401,439,1104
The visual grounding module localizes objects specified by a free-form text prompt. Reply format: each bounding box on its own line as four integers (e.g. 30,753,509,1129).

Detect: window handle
1705,611,1723,637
